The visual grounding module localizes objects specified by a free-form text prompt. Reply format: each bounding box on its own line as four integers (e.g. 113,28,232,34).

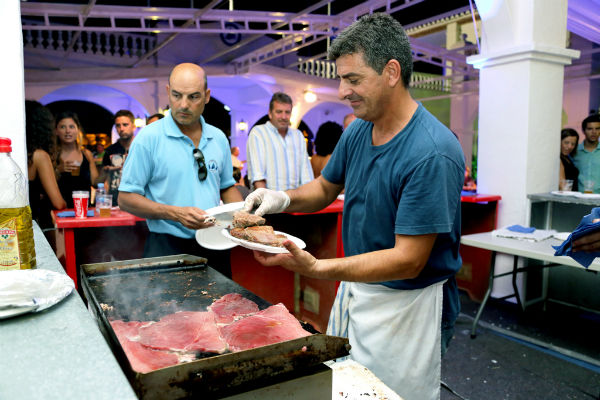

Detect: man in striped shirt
246,92,314,191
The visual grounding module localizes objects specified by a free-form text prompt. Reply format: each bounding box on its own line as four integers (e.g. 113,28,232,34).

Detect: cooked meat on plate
229,225,288,247
232,211,265,228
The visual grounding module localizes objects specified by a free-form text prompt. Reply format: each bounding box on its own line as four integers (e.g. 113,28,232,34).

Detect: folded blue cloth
57,210,95,218
506,224,536,233
553,208,600,268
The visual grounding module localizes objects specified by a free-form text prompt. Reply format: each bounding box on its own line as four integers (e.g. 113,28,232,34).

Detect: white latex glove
243,188,290,217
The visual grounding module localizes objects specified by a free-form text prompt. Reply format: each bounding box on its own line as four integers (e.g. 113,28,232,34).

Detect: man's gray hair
269,92,293,111
328,13,413,88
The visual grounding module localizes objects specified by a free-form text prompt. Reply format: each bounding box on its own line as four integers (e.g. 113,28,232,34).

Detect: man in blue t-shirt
118,63,242,277
243,14,464,400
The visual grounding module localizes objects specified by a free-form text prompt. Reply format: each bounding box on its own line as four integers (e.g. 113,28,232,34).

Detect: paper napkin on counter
57,210,94,217
492,226,556,242
553,208,600,268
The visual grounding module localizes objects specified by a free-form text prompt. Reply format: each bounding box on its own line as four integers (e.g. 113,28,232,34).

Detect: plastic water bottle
0,137,36,270
96,183,106,216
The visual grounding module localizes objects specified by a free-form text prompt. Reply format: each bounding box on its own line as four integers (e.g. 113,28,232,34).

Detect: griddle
80,254,350,399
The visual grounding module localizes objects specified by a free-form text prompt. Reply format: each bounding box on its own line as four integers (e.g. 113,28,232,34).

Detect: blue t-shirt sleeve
395,155,463,235
119,138,153,195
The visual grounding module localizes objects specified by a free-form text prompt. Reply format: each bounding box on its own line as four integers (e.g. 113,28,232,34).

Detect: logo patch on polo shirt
207,159,218,172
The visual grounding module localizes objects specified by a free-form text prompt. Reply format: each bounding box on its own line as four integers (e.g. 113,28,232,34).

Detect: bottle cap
0,137,12,152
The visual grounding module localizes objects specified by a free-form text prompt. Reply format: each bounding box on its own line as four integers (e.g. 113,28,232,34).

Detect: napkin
553,208,600,268
57,210,95,217
506,224,535,233
492,226,556,242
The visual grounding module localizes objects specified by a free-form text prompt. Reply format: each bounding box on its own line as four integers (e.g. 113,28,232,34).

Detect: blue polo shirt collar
165,114,214,147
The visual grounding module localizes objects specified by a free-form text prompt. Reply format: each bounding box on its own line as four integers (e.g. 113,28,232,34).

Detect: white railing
22,28,156,58
297,59,452,92
410,72,452,92
297,58,337,79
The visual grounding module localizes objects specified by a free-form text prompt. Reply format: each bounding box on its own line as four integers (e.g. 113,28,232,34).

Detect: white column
468,0,579,297
2,1,26,174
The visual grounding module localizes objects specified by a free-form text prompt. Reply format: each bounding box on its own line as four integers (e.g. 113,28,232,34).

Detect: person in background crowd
233,166,250,199
242,13,464,400
559,128,579,191
246,92,314,190
25,100,66,229
147,113,164,125
573,114,600,193
93,142,106,169
343,112,357,129
54,111,98,208
311,121,343,178
103,110,135,206
230,146,244,169
118,63,242,278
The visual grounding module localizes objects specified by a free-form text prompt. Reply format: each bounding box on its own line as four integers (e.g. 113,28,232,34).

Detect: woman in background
54,111,98,207
559,128,579,191
25,100,66,229
311,121,343,178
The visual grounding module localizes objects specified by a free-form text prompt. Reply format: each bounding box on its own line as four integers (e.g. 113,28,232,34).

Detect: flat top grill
80,255,349,399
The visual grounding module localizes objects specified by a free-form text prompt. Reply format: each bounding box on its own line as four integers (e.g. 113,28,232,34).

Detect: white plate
553,232,571,241
195,202,246,250
221,229,306,254
0,269,74,320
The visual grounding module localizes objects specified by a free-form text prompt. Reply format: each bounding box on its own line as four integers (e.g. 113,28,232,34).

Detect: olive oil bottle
0,137,36,270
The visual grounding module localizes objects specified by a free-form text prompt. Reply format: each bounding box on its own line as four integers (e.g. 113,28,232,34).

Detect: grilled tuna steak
232,211,266,228
230,225,287,247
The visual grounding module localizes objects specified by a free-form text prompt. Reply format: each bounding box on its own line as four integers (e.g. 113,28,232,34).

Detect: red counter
458,193,502,302
51,209,146,288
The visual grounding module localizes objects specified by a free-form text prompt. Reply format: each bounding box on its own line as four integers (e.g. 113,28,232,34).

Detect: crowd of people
560,113,600,193
22,12,600,400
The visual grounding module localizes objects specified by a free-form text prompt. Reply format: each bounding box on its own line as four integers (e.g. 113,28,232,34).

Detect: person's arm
84,149,99,184
220,185,243,203
286,175,342,213
244,175,342,216
118,191,214,230
559,160,566,183
246,129,267,188
299,135,315,185
33,150,66,210
572,217,600,252
254,232,437,282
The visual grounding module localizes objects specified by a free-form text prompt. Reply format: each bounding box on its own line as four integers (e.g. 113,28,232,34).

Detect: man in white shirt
246,92,314,190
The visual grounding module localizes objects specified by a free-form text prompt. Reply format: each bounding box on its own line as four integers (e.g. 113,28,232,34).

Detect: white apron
327,281,444,400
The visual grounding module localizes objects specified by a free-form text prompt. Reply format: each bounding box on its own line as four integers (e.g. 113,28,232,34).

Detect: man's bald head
168,63,207,91
166,63,211,128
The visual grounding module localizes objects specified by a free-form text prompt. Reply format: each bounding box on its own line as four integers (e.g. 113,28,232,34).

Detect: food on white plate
232,211,265,228
229,225,288,247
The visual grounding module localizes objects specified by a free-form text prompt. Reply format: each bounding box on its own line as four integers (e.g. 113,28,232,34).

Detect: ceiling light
134,117,145,128
304,90,317,103
237,120,248,132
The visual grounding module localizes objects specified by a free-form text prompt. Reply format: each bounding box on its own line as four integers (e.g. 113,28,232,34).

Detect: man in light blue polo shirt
574,114,600,193
119,63,242,277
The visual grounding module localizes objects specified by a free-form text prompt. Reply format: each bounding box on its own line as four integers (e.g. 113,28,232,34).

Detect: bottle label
0,217,20,269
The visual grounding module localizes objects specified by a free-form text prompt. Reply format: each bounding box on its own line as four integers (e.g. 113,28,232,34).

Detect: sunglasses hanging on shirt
193,148,207,181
